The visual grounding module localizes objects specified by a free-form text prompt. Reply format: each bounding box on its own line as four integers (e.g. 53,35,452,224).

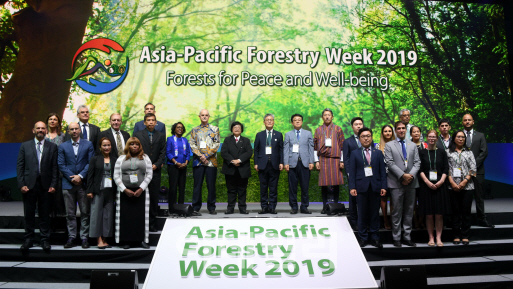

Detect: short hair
357,127,372,138
124,137,145,160
394,121,406,130
144,113,156,121
426,129,439,138
230,121,244,133
98,137,112,151
410,125,421,135
400,108,410,116
110,113,122,121
449,130,467,153
322,108,333,117
77,104,89,114
438,118,450,127
171,122,186,136
351,117,363,126
264,113,275,121
45,112,62,135
290,114,303,122
144,103,155,110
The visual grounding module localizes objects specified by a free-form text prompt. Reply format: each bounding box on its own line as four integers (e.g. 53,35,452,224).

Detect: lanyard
324,126,335,140
361,148,371,166
174,136,186,157
130,158,136,170
427,149,437,171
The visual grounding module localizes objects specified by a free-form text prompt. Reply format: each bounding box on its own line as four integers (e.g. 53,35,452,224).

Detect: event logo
67,38,129,94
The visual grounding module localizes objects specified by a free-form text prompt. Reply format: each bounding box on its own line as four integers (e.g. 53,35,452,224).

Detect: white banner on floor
144,217,377,289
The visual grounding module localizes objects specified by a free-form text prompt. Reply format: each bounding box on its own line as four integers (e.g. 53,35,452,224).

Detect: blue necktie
296,130,300,141
82,124,88,140
400,140,407,160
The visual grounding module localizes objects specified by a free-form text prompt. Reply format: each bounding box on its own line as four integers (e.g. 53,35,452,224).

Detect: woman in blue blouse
166,122,191,213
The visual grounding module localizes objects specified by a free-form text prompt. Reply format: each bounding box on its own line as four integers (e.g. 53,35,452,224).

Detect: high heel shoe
453,239,461,245
462,239,469,245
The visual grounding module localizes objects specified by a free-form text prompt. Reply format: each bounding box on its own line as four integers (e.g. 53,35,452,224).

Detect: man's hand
451,183,460,192
254,165,259,172
124,188,135,197
200,155,207,164
134,188,143,197
86,193,93,199
315,162,320,170
284,165,290,172
152,164,157,170
70,175,82,185
401,179,410,186
279,164,284,171
340,162,344,169
380,189,387,196
350,189,357,197
21,186,29,193
309,164,314,170
48,187,55,193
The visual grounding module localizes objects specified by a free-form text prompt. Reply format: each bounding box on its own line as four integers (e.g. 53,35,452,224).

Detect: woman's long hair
379,125,395,153
448,130,467,153
124,137,145,160
46,112,63,135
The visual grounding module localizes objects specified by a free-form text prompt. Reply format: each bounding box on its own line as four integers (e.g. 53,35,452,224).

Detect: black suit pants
348,187,358,227
22,177,51,242
168,164,187,212
356,186,381,241
451,189,474,239
288,161,310,210
321,185,339,208
148,168,162,226
258,161,280,210
473,175,486,220
192,166,217,212
225,170,248,211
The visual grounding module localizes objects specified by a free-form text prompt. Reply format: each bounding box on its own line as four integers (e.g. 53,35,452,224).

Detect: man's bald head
68,122,81,141
33,121,47,141
462,113,474,131
199,109,210,125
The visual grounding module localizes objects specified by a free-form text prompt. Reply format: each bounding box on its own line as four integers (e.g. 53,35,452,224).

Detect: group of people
16,103,492,251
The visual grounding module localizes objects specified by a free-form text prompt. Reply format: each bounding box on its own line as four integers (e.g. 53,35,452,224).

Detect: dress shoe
42,240,51,251
82,239,90,249
64,238,75,249
225,210,234,215
191,211,202,216
239,209,249,214
300,209,312,214
370,239,383,249
209,210,217,215
358,239,367,248
149,225,158,232
123,244,130,249
141,242,150,249
20,240,33,251
402,240,416,247
393,241,402,247
258,208,269,214
290,209,298,214
320,209,327,214
477,220,495,228
270,209,277,214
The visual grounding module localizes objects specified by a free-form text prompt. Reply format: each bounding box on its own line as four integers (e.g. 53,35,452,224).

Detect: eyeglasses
360,135,372,139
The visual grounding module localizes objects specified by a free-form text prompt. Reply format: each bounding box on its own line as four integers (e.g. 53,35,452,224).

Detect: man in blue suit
133,103,166,138
58,122,95,249
284,114,314,214
254,113,283,214
343,117,364,229
348,127,387,248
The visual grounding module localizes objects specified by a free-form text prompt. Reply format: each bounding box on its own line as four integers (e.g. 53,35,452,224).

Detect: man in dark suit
436,118,451,150
254,113,284,214
348,127,387,248
64,104,101,151
17,121,58,252
462,114,493,228
134,113,166,232
343,117,364,229
221,121,253,214
58,122,95,249
98,113,130,157
133,103,166,138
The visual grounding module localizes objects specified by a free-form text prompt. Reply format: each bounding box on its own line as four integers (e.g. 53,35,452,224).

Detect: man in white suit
284,114,315,214
385,121,420,247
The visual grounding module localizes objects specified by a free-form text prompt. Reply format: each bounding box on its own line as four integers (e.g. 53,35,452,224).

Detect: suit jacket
254,130,284,171
467,130,488,175
86,154,118,195
283,129,314,168
58,139,95,190
342,135,360,174
436,135,451,151
97,128,130,156
348,146,387,193
17,140,59,190
221,135,253,178
64,123,101,151
133,120,166,138
134,130,166,178
384,138,420,189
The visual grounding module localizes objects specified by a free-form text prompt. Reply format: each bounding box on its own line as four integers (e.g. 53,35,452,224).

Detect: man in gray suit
462,114,493,228
284,114,314,214
385,121,420,247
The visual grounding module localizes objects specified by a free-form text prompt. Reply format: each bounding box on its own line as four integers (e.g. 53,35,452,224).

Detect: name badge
429,170,437,181
266,146,272,155
364,166,373,177
200,141,207,149
130,173,138,184
104,177,112,188
453,168,462,178
325,138,332,147
404,160,408,167
292,144,299,153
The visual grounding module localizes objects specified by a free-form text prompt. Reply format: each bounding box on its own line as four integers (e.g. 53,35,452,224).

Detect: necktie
296,130,300,141
365,148,371,165
149,133,153,144
236,137,239,143
267,131,271,146
82,124,88,140
37,142,42,173
356,137,361,148
466,131,472,148
400,140,407,160
116,131,123,156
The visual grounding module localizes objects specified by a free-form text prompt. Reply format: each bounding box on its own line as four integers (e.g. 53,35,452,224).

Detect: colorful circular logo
67,38,129,94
